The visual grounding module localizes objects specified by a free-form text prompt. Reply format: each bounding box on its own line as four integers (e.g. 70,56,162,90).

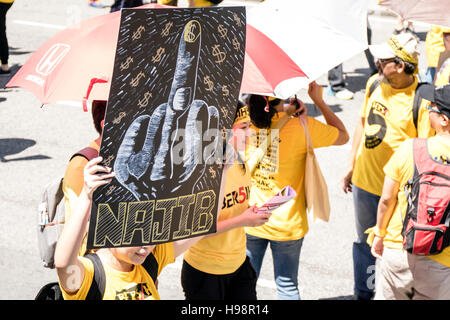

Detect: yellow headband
387,37,419,74
234,104,250,125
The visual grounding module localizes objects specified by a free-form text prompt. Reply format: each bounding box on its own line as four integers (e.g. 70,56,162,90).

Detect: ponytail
248,95,280,129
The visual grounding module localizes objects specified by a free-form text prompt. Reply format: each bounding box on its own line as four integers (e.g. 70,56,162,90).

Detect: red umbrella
6,3,307,109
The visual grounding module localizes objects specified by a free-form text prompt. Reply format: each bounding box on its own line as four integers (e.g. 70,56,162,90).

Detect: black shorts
181,256,257,300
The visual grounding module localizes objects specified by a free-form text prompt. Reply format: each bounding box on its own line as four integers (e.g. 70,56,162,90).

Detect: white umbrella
245,0,369,98
378,0,450,28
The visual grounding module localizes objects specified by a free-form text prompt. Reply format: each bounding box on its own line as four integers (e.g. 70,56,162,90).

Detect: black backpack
35,252,159,300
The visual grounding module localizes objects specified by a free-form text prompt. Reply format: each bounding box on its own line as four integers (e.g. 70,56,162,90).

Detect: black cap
418,84,450,118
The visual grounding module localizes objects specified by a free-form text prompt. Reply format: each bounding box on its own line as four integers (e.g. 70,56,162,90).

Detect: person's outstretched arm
307,81,349,145
54,157,115,293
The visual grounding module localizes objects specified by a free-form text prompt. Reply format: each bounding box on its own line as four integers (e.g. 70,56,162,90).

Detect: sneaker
335,88,354,100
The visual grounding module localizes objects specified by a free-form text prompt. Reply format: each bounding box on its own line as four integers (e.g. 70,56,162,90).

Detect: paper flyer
256,186,296,214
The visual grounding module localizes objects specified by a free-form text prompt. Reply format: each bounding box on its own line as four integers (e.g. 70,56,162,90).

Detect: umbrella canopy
244,0,369,98
6,4,165,107
7,0,369,105
378,0,450,28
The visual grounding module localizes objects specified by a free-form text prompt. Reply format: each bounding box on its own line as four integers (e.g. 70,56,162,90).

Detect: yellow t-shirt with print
61,243,174,300
184,160,250,274
62,140,100,257
352,75,434,196
245,113,338,241
375,137,450,267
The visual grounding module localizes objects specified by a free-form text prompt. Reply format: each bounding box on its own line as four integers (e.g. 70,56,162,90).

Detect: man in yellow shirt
368,84,450,300
341,33,434,300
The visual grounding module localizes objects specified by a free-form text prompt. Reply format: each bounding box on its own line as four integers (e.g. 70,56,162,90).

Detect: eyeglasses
426,105,442,114
378,58,396,65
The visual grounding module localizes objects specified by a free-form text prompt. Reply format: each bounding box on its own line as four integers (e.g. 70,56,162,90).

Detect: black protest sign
87,7,246,249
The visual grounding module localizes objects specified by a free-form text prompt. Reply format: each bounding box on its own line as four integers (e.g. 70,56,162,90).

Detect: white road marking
13,20,66,30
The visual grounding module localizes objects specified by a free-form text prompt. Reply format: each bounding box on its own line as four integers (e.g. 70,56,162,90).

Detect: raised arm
308,81,349,145
54,157,115,293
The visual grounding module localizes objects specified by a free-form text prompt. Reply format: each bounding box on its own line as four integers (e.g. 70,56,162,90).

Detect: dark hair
91,100,107,135
248,95,280,129
394,57,416,75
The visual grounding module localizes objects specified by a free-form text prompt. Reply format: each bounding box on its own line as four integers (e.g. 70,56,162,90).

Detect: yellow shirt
62,140,100,256
245,114,338,241
0,0,14,3
184,160,250,274
375,137,450,267
353,76,434,196
435,58,450,86
425,26,445,68
61,243,174,300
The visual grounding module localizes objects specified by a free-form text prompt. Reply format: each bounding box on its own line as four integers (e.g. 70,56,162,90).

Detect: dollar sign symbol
208,167,216,179
161,21,173,37
232,36,240,51
152,47,165,63
112,111,126,124
130,71,145,87
220,106,229,117
218,24,227,39
138,91,152,108
184,20,201,43
132,25,145,40
120,57,133,71
222,85,230,96
204,75,214,92
233,13,242,27
212,44,226,64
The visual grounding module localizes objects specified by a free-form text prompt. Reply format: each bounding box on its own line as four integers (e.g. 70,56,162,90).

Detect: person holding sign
54,156,229,300
245,81,349,300
181,102,271,300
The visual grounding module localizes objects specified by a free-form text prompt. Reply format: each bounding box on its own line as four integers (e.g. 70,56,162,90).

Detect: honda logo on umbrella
36,43,71,76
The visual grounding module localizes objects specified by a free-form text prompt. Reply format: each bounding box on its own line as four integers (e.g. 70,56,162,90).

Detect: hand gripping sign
114,20,220,201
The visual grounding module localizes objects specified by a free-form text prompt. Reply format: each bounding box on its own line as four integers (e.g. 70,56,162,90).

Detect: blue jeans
352,184,380,300
246,234,303,300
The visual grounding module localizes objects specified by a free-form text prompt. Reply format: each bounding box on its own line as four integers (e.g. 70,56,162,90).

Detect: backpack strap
141,253,158,284
412,82,426,131
84,253,106,300
368,76,383,97
70,146,98,162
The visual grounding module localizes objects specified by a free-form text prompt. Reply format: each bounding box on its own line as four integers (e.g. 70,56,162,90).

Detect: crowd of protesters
2,0,448,301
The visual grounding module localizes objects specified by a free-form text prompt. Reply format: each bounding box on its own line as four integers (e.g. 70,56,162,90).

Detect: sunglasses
426,105,442,114
378,58,396,65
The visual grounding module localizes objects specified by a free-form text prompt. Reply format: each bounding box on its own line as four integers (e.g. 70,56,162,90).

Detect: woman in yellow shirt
55,156,219,300
181,102,271,300
245,82,349,299
0,0,13,74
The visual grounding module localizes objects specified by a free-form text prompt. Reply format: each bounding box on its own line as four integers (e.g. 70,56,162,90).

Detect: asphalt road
0,0,431,300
